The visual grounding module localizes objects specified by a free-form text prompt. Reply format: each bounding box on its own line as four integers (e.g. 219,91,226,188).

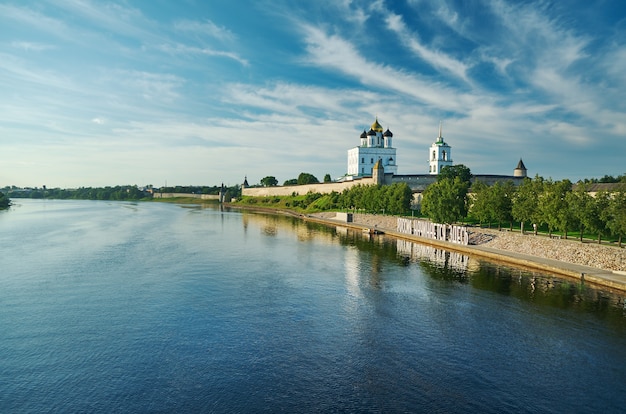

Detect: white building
347,118,397,177
429,122,452,174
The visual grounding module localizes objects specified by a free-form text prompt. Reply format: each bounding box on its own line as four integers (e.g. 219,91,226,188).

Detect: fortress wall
241,174,525,198
242,177,376,197
153,193,220,200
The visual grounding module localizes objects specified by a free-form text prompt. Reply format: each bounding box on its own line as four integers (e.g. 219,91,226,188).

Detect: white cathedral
347,118,397,177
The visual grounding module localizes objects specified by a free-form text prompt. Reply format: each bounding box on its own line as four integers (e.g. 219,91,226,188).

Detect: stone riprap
483,230,625,272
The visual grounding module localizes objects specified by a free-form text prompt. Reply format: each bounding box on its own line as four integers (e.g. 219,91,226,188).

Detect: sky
1,0,625,188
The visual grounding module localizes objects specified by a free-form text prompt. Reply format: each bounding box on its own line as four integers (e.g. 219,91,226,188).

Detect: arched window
442,150,447,161
432,150,436,160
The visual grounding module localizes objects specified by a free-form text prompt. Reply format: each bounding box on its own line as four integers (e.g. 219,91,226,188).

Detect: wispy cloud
10,41,56,52
173,19,236,42
298,25,478,112
383,9,472,84
156,43,249,66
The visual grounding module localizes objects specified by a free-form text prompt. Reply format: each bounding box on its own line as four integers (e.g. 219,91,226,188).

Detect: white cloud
156,43,249,66
383,10,471,84
173,19,236,42
299,25,478,112
10,41,56,52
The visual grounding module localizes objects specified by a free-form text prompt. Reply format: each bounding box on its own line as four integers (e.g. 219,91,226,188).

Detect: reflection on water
241,209,626,328
397,238,472,271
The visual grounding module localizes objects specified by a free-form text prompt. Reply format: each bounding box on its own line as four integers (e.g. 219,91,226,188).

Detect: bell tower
429,122,452,174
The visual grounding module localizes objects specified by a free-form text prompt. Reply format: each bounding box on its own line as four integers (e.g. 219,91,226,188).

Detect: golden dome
370,118,383,133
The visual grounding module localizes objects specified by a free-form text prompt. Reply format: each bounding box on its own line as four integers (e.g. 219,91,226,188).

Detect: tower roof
383,128,393,137
516,158,527,170
370,118,383,133
367,128,376,136
360,130,367,138
436,121,444,143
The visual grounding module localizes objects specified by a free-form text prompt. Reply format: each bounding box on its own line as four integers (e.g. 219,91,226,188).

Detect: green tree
0,191,10,209
469,181,492,227
323,174,332,183
283,178,298,186
385,183,413,215
438,164,472,184
422,177,469,224
591,192,611,244
565,184,591,242
538,179,573,238
491,181,515,230
512,175,544,234
602,186,626,247
297,172,319,185
260,176,278,187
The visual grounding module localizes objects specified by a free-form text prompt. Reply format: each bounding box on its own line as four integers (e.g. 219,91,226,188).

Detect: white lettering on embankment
397,218,469,245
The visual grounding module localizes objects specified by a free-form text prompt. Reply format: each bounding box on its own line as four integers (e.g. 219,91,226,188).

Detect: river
1,199,625,413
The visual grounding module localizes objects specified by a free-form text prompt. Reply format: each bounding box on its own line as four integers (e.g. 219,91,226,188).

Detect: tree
0,191,10,209
538,179,573,238
469,181,492,227
591,192,611,244
422,177,469,224
565,184,591,242
438,164,472,184
323,174,332,183
297,172,319,185
602,186,626,247
384,183,413,215
260,176,278,187
283,178,298,186
512,175,544,234
491,181,515,230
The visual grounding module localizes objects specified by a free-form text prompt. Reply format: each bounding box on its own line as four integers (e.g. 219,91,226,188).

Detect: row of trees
339,183,413,215
421,167,626,245
4,184,243,201
6,186,150,201
239,182,413,215
259,173,332,187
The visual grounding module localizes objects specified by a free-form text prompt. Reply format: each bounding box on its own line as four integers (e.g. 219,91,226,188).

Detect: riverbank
304,211,626,292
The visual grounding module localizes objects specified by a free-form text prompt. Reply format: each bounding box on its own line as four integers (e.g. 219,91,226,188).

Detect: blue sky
1,0,625,188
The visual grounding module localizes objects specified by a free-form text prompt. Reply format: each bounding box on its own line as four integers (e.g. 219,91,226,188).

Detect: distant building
429,122,453,175
347,118,397,178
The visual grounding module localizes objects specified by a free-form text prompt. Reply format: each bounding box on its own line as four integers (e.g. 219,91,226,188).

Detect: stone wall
241,173,524,199
242,177,376,197
153,193,220,200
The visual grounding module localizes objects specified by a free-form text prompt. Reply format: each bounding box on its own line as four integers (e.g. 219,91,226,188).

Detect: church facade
347,118,397,177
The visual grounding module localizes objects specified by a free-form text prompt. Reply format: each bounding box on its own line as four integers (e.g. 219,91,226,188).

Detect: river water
1,199,625,413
